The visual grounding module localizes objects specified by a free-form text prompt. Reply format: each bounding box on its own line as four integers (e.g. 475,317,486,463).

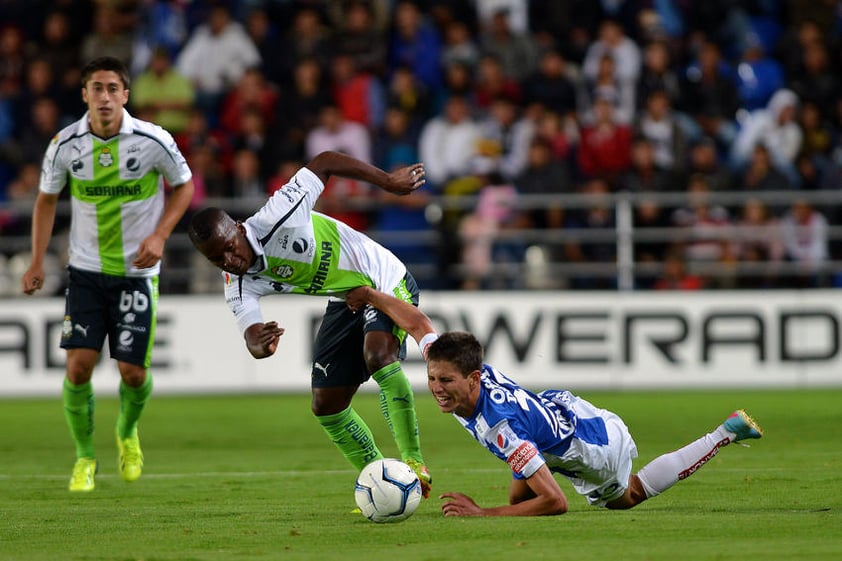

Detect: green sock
317,407,383,471
372,361,424,464
63,378,95,459
116,374,153,439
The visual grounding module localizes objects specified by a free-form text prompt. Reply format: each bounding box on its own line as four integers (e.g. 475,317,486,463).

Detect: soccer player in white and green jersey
188,151,432,497
21,56,195,492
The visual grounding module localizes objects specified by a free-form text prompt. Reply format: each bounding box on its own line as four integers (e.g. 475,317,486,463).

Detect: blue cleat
723,410,763,443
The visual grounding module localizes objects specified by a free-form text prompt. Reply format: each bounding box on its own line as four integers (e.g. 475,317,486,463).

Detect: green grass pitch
1,388,840,561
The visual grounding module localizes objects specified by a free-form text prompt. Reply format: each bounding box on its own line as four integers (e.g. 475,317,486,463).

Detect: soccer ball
354,458,422,523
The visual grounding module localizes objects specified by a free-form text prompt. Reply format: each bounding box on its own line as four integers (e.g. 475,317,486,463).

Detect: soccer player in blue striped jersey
345,286,763,516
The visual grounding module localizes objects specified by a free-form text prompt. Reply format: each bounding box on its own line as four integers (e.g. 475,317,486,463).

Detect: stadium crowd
1,0,842,293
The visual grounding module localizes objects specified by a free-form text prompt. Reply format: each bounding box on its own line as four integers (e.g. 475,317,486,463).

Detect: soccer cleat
405,459,432,499
116,431,144,482
723,410,763,444
69,458,97,492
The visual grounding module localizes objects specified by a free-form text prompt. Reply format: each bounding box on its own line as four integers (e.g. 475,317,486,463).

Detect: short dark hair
81,56,130,89
426,332,483,376
188,207,229,246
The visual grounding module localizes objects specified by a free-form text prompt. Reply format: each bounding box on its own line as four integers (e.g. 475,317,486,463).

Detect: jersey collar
77,108,135,137
242,222,267,274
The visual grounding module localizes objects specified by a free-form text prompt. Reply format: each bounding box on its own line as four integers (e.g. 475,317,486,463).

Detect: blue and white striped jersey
455,364,610,481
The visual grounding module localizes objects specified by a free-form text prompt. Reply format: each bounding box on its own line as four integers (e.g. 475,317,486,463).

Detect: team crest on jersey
98,147,114,167
272,265,294,278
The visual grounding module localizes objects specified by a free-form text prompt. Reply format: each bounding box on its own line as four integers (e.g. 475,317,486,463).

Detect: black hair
81,56,130,89
188,207,230,246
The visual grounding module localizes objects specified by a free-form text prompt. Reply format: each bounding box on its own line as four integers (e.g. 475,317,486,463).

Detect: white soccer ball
354,458,422,523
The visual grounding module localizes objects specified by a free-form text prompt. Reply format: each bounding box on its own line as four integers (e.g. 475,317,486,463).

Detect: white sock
637,425,732,498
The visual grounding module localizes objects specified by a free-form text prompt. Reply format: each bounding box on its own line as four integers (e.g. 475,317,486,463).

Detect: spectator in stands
440,19,479,71
634,89,690,174
576,88,633,185
229,148,265,202
633,198,672,288
458,167,525,290
798,100,833,164
475,94,535,182
780,199,829,287
388,1,443,92
176,3,261,124
671,174,732,267
278,57,332,160
12,58,61,137
174,107,232,178
679,41,739,148
582,19,641,86
220,67,278,139
333,0,387,77
729,198,784,289
652,248,704,290
280,6,333,77
685,137,735,191
131,47,195,135
636,40,681,112
478,7,539,83
473,54,522,111
133,0,187,66
515,137,573,230
371,106,433,270
579,54,635,126
17,97,61,166
521,49,579,119
80,4,134,69
244,7,285,87
230,107,279,182
789,39,839,111
330,53,386,130
733,34,784,112
386,65,432,131
562,177,617,290
305,104,373,231
418,94,482,188
32,11,82,113
532,107,576,163
738,144,794,194
732,89,802,181
0,25,26,97
620,136,676,193
0,161,39,236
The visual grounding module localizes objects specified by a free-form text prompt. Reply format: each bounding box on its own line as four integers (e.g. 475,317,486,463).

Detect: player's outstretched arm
244,321,285,359
345,286,435,346
306,151,425,196
439,465,568,517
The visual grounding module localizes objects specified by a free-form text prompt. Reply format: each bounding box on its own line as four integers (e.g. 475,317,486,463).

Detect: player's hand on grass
245,321,285,359
385,163,425,195
439,492,483,517
345,286,375,312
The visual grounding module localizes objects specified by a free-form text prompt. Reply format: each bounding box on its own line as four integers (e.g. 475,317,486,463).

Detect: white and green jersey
39,108,192,277
223,166,408,335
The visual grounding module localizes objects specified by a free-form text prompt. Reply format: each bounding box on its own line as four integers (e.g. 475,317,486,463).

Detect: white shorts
544,392,639,507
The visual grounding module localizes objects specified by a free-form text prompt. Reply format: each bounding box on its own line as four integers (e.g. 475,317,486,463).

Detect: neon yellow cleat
116,431,144,482
69,457,97,492
404,459,432,499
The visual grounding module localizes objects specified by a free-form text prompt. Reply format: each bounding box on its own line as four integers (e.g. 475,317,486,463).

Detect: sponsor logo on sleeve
506,442,539,474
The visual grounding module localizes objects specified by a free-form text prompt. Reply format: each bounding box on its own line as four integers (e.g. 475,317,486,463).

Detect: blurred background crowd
1,0,842,295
